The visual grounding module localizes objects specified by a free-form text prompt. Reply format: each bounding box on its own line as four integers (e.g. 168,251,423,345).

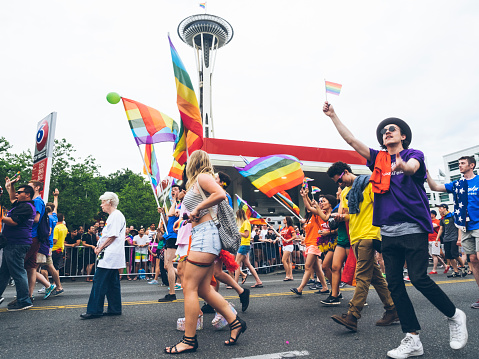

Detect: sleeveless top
183,184,217,219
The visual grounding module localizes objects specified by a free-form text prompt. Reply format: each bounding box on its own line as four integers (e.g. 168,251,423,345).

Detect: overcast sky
2,0,478,181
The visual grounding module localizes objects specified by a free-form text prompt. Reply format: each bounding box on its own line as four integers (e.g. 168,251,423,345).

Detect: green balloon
106,92,121,104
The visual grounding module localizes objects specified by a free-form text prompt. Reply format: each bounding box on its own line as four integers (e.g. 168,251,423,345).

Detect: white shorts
283,245,294,253
429,242,440,256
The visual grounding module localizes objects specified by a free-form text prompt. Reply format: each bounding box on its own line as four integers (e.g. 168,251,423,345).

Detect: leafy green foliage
0,137,159,230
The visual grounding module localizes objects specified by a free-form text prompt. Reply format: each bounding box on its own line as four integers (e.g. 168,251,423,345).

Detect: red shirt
428,218,440,241
280,226,295,247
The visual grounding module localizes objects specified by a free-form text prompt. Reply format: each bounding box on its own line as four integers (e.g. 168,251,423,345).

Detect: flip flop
241,274,249,285
251,283,263,288
283,278,293,281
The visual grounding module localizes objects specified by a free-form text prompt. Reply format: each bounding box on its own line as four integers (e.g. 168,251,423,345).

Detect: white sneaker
448,308,468,350
147,279,159,285
387,333,423,358
38,286,46,293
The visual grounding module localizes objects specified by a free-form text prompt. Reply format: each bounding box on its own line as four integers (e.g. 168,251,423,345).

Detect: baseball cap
438,204,449,209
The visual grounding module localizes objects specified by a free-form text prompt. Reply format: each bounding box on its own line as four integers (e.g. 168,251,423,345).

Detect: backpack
37,208,50,243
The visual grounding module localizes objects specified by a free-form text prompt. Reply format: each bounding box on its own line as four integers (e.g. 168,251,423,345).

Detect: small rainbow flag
276,191,300,216
235,155,304,198
325,81,342,96
199,2,206,9
311,186,321,194
143,144,161,191
302,177,314,189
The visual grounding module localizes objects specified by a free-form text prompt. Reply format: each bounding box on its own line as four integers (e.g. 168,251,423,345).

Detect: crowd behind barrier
57,242,306,279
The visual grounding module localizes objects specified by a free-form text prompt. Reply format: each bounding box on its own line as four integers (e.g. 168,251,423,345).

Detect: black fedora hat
376,117,412,148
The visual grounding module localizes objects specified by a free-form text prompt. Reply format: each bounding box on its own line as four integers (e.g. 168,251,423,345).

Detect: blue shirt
226,192,233,208
31,196,45,238
164,215,179,240
445,175,479,230
49,213,58,248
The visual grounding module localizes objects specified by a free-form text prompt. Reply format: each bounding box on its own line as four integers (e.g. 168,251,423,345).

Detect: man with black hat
322,101,467,358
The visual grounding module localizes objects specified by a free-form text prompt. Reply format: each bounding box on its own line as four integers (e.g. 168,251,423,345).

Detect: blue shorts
190,220,222,256
238,245,250,256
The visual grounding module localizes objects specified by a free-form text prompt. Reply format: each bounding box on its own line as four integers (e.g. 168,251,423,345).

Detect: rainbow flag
169,35,203,165
199,2,206,9
311,186,321,194
325,81,342,96
236,195,267,226
143,144,161,191
121,97,179,145
302,177,314,188
276,191,300,216
168,159,185,180
235,155,304,197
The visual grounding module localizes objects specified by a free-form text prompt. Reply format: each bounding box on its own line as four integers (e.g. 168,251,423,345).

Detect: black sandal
164,335,198,354
224,316,247,346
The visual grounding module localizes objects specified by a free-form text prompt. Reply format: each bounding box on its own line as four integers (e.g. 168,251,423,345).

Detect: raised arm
426,170,447,192
323,102,371,160
5,176,20,203
53,188,59,213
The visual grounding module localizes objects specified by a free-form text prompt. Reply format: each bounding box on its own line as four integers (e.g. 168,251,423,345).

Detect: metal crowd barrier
56,242,306,279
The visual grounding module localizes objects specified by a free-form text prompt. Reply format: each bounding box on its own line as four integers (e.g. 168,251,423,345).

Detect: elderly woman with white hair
80,192,126,319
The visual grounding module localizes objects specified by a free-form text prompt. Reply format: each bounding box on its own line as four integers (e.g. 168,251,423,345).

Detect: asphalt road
1,270,478,359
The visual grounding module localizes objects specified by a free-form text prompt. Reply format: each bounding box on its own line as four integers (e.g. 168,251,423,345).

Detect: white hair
99,192,119,208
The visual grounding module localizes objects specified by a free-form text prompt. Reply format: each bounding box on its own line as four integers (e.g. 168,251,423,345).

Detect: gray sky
2,0,478,180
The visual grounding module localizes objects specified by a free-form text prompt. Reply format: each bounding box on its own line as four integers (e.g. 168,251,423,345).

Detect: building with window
426,145,479,210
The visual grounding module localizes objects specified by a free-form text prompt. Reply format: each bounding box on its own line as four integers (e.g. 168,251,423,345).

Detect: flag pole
137,145,161,208
324,78,328,103
272,194,303,221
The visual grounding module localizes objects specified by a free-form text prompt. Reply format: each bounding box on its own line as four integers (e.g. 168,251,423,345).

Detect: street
1,270,477,359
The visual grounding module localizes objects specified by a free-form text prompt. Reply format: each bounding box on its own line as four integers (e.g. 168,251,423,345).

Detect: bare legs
331,246,349,297
282,250,293,280
235,253,262,286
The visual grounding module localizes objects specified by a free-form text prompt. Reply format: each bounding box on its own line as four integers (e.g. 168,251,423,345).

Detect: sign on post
32,112,57,202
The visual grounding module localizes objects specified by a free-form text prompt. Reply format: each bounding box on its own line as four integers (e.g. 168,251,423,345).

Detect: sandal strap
181,335,197,346
229,318,242,330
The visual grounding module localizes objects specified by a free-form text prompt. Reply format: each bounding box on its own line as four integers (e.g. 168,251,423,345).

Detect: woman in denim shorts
165,150,247,354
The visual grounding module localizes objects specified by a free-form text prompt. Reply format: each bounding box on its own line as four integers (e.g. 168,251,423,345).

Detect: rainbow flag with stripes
311,186,321,194
169,35,203,165
168,159,185,180
121,98,179,145
276,191,300,216
143,144,161,191
325,81,342,96
302,177,314,189
199,2,206,9
236,195,267,226
235,155,304,197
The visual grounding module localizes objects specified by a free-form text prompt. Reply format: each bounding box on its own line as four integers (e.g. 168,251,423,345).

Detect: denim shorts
190,220,222,256
238,245,250,255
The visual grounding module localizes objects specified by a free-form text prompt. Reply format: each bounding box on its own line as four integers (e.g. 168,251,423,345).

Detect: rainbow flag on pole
276,191,300,216
236,195,267,226
325,81,342,96
199,2,206,9
169,35,203,165
311,186,321,194
235,154,304,198
121,98,179,145
143,144,161,191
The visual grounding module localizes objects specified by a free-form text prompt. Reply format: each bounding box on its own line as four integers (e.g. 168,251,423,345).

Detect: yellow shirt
341,183,380,244
239,220,251,246
52,222,68,251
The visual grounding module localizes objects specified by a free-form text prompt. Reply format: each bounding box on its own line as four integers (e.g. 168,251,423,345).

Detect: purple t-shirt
2,200,36,245
367,148,433,234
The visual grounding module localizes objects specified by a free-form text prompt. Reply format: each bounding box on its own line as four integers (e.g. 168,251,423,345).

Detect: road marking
232,350,309,359
0,278,474,313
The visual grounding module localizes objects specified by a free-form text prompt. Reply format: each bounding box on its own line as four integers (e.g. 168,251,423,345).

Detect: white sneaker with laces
448,308,468,350
38,286,46,293
387,333,423,358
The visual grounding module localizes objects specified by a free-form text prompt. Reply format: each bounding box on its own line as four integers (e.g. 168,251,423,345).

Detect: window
448,160,459,171
426,193,431,200
439,193,451,202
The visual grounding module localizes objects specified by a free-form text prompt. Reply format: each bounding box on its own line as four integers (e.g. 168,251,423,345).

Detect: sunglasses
16,190,25,194
336,171,345,184
380,126,398,135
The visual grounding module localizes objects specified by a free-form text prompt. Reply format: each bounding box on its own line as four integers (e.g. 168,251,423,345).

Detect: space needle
178,14,234,138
